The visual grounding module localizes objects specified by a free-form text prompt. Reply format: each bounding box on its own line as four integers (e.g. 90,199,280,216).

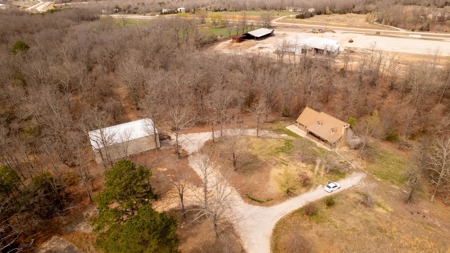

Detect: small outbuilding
232,34,245,43
88,119,160,164
177,7,185,12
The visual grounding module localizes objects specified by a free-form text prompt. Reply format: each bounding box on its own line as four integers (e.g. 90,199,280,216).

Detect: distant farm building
245,28,274,40
279,36,340,56
232,28,274,43
288,7,301,12
88,119,160,164
177,7,185,12
232,34,245,43
296,107,350,148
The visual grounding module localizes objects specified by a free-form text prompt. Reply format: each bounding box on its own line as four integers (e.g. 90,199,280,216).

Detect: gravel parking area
212,26,450,57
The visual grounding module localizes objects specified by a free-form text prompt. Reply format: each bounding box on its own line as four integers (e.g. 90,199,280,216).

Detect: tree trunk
438,75,449,104
431,173,444,202
407,176,417,204
256,114,260,137
211,122,215,143
175,131,180,159
232,152,237,171
180,193,186,220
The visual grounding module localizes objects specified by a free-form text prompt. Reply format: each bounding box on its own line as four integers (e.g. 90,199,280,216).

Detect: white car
324,182,340,193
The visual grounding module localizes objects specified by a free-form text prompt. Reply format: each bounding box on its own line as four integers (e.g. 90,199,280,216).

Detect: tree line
58,0,450,15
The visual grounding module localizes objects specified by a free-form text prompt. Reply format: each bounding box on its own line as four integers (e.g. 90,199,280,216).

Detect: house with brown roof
295,107,350,148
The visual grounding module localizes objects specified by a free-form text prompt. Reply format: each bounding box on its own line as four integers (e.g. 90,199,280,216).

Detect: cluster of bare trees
372,3,450,32
61,0,450,16
409,136,450,204
57,0,450,32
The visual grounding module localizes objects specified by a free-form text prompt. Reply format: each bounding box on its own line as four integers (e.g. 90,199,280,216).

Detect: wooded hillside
1,7,450,252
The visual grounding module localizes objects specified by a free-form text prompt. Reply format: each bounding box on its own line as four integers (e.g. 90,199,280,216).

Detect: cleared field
212,10,292,19
283,13,397,30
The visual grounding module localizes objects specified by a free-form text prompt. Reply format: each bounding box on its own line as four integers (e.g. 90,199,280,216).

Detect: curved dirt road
179,130,365,253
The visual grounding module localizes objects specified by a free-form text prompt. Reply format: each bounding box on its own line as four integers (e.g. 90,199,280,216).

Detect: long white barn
280,36,340,56
88,119,160,164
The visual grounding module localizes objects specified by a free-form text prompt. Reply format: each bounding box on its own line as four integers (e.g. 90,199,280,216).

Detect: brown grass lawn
272,141,450,253
212,132,348,206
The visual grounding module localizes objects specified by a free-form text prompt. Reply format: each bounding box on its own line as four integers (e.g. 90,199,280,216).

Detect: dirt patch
173,211,245,253
37,236,82,253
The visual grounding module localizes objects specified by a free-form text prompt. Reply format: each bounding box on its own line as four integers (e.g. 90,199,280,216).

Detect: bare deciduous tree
167,107,195,159
260,11,273,28
425,136,450,202
355,110,383,159
167,160,191,220
220,129,246,171
191,149,237,237
251,98,270,137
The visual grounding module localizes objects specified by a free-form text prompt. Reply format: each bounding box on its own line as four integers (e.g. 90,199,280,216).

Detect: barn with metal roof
244,28,274,40
88,118,160,164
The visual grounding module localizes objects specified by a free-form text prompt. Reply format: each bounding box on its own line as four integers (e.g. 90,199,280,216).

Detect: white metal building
244,28,274,39
280,36,340,56
88,119,160,164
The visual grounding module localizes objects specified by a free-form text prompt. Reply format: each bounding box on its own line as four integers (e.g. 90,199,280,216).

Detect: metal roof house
296,107,350,148
280,36,340,56
88,119,160,164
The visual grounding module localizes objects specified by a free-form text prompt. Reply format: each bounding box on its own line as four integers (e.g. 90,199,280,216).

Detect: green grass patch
330,168,347,179
276,128,300,138
208,27,240,37
246,194,265,203
275,139,294,155
365,143,409,186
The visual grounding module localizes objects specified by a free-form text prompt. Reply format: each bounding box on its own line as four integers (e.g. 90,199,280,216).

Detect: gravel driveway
179,130,365,253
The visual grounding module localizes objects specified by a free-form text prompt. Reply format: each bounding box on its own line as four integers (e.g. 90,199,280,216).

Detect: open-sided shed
244,28,274,40
88,119,160,164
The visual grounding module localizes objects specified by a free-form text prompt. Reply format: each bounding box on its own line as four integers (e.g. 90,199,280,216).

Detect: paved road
179,130,365,253
26,0,52,13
